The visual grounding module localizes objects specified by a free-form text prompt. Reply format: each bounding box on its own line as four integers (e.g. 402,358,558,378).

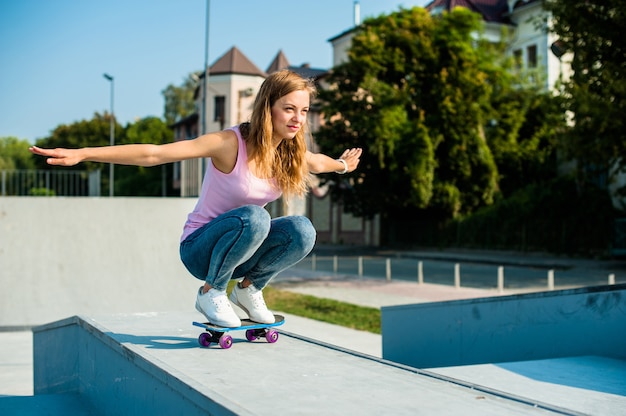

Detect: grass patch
227,281,381,334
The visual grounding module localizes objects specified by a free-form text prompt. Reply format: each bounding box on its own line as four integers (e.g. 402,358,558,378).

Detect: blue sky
0,0,429,143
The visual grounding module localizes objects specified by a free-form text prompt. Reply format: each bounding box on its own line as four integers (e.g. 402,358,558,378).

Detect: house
330,0,569,92
170,46,266,197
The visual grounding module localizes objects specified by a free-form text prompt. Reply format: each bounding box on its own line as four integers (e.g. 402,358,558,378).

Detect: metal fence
0,169,101,197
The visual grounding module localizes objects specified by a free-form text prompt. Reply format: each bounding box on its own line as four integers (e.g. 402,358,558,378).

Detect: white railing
0,169,101,197
301,254,620,292
180,159,205,197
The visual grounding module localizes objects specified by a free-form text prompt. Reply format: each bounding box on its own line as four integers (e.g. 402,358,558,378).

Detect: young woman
30,70,362,327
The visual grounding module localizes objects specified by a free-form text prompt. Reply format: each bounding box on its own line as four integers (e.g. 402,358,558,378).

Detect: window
513,49,523,70
214,96,225,123
527,44,537,68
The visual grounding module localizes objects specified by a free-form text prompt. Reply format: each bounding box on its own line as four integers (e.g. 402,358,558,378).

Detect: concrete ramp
32,313,560,415
0,197,199,327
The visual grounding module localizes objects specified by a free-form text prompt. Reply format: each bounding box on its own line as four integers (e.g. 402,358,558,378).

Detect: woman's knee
239,205,271,236
284,216,316,252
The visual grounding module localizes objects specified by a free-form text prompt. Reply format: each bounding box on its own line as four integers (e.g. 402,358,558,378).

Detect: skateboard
193,314,285,349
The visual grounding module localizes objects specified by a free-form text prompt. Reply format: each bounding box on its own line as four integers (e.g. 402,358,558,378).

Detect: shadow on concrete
497,356,626,397
106,333,198,350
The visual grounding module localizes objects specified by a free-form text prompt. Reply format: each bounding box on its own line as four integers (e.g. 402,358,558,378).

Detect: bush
445,177,615,255
29,187,56,196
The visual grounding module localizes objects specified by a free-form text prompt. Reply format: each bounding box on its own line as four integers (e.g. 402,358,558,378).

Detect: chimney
354,1,361,26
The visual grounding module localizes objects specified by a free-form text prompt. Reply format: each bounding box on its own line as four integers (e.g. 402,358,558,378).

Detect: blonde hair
240,70,317,198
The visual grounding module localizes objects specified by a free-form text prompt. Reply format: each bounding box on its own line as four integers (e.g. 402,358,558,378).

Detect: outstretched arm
29,130,234,167
29,144,164,167
306,148,362,174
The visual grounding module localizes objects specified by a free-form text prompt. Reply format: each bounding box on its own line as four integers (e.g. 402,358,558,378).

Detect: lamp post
197,0,210,196
202,0,210,136
103,73,115,197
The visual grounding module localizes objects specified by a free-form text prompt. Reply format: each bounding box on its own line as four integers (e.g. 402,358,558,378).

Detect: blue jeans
179,205,316,291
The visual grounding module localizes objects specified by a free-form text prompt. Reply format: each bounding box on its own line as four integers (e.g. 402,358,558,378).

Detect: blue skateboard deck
193,314,285,349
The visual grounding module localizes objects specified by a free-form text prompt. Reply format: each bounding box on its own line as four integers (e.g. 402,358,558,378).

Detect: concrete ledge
382,284,626,368
34,316,244,415
32,312,564,415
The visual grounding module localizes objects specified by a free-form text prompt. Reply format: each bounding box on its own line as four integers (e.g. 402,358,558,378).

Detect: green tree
486,84,564,197
34,112,120,194
0,136,35,170
115,116,174,196
162,72,199,125
543,0,626,194
34,112,120,171
34,114,176,196
316,7,563,244
317,8,501,220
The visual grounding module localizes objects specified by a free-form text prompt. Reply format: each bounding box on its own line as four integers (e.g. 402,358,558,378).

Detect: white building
330,0,570,93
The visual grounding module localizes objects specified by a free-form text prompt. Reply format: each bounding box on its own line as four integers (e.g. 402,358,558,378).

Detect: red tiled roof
209,46,267,77
511,0,540,11
425,0,510,23
266,50,290,74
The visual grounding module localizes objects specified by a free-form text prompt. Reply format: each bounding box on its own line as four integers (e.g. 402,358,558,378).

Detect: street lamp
202,0,210,136
198,0,210,196
103,73,115,197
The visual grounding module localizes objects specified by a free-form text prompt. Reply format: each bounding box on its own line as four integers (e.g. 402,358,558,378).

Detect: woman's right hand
29,146,84,167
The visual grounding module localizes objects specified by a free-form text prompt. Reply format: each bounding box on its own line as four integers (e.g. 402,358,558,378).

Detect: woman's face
271,89,310,142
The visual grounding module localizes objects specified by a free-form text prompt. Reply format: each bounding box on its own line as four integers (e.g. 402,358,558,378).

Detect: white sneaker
195,287,241,327
229,282,275,324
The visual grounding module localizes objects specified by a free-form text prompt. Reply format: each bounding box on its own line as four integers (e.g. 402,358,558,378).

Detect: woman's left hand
339,148,362,173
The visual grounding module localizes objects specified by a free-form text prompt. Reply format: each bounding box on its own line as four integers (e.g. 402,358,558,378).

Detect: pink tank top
180,125,282,242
